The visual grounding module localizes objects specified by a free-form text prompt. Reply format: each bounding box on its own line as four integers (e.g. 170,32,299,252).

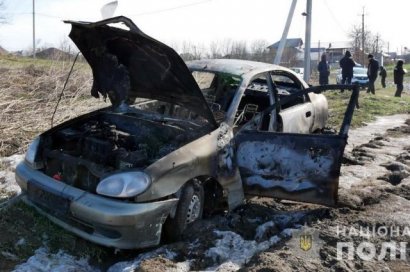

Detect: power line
323,0,348,35
6,11,62,19
7,0,213,20
128,0,212,17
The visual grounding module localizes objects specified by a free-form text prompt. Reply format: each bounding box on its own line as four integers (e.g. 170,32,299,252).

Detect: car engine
40,112,207,193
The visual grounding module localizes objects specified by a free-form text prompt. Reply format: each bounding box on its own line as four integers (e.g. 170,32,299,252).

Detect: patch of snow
108,247,187,272
0,170,21,199
205,229,292,271
175,261,191,272
254,221,275,241
271,211,306,229
13,247,97,272
213,261,240,272
0,154,24,201
245,217,261,224
15,238,26,247
2,251,18,261
280,228,295,238
0,154,24,171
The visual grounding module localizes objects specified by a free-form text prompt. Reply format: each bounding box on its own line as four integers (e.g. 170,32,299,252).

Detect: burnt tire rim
186,194,201,224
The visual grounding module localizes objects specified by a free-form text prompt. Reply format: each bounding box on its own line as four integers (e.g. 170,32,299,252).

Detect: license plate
27,181,70,214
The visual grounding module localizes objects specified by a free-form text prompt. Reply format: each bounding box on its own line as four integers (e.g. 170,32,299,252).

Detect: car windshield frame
190,69,243,122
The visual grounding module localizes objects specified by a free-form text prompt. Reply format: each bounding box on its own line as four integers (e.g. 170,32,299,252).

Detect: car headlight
96,172,151,198
25,137,43,169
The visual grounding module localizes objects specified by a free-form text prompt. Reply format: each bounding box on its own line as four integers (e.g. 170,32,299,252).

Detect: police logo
300,234,313,251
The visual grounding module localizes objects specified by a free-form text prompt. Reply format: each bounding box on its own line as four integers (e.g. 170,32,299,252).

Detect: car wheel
163,180,204,242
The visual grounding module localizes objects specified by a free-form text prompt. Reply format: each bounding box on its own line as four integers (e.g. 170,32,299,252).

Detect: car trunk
38,110,210,193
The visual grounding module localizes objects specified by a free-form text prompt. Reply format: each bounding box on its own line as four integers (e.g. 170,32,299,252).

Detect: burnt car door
270,72,314,133
234,85,359,206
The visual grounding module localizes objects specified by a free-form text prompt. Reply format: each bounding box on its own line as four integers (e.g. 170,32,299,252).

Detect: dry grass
0,56,108,157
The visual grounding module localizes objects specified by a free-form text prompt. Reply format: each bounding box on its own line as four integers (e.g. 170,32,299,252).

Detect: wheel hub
186,194,201,224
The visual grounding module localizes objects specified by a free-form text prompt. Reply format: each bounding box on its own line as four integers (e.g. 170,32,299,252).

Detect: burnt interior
40,111,209,193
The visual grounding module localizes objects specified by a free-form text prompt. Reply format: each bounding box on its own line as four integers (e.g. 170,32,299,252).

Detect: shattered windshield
192,71,241,113
130,99,211,127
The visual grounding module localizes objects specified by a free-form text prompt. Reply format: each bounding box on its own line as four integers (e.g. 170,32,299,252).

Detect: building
319,41,353,64
267,38,304,67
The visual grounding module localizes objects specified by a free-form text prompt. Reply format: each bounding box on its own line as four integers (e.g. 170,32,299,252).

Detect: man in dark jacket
394,60,406,97
339,51,359,108
367,54,379,94
339,51,355,84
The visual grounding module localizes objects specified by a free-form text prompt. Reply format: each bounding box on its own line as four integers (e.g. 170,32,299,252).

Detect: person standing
394,60,406,97
317,54,330,85
379,66,387,88
367,54,379,94
339,50,355,84
339,51,359,108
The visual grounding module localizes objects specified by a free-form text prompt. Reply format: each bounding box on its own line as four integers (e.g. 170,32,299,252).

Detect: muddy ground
1,114,410,272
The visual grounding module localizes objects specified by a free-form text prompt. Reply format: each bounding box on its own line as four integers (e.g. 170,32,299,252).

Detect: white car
290,67,304,78
336,67,369,89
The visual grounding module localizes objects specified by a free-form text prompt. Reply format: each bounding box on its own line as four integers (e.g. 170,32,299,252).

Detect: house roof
0,46,8,55
268,38,303,49
35,47,73,59
310,48,326,53
310,41,351,50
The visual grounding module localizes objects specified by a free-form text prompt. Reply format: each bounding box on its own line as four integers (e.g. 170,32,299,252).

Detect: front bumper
351,80,368,87
15,162,178,249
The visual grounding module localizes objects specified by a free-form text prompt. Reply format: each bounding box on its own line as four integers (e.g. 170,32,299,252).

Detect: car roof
186,59,291,78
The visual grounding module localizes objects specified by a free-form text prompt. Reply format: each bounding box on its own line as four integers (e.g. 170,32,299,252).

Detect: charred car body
15,16,358,249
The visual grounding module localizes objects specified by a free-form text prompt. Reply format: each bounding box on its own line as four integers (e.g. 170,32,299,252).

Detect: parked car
16,16,358,249
336,67,369,88
290,67,304,78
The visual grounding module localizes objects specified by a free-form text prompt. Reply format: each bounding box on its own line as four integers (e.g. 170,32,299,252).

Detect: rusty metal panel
235,132,347,206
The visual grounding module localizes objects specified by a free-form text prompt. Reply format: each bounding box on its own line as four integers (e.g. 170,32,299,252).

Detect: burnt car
15,16,358,249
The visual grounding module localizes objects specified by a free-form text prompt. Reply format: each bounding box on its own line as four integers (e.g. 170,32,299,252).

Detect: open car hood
65,16,216,126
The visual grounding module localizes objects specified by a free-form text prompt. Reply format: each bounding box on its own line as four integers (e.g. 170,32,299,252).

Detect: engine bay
40,111,208,193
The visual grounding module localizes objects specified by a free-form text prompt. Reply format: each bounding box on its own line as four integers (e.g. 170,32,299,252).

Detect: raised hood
65,16,216,126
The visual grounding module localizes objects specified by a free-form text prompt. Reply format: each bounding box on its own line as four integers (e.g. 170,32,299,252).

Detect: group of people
317,51,406,97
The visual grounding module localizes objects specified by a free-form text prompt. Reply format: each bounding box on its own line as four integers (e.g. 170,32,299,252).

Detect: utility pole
303,0,312,82
361,6,365,66
33,0,36,58
273,0,297,65
375,34,379,54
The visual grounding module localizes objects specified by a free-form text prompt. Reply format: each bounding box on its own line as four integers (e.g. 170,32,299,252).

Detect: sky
0,0,408,54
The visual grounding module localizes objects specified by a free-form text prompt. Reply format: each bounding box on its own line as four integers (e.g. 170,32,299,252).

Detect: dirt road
2,114,410,271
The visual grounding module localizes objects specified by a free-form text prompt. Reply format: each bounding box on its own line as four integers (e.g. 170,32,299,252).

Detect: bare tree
250,39,269,62
0,1,8,24
59,38,80,55
180,41,203,61
229,40,248,60
349,24,383,56
209,41,223,59
218,39,233,58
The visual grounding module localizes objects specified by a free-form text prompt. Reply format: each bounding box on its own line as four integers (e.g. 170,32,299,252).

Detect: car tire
163,180,204,242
